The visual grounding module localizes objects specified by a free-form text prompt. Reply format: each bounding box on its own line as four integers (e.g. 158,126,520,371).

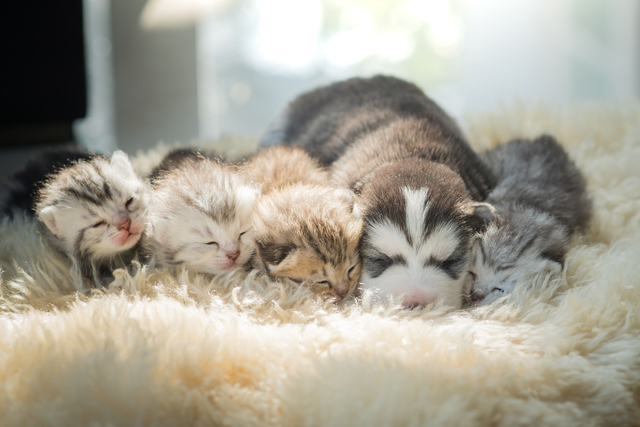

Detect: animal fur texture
469,136,591,305
240,145,329,194
242,146,360,300
262,76,495,308
1,102,640,426
145,156,260,275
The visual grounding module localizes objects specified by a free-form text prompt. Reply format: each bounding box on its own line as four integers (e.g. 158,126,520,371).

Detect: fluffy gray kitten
468,135,591,305
144,155,260,275
35,150,150,286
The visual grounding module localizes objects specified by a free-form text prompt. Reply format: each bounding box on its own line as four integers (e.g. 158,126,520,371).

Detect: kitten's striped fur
243,146,361,300
252,184,362,300
468,135,591,305
145,156,260,275
35,150,150,285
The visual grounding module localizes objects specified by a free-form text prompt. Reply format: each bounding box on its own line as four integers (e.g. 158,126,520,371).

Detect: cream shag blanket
1,103,640,426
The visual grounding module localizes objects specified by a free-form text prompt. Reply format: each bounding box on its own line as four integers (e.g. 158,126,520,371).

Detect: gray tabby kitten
145,155,260,275
468,135,592,305
35,150,150,285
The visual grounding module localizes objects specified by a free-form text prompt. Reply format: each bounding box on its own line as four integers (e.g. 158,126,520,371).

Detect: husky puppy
241,146,360,300
261,76,496,308
468,135,591,305
31,150,150,285
145,156,260,275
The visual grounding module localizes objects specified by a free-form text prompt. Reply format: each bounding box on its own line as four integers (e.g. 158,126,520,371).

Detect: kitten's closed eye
206,241,219,247
347,263,358,279
316,280,331,288
92,220,107,228
125,197,134,209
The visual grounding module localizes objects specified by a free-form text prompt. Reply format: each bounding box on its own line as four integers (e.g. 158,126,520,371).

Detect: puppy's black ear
463,202,496,233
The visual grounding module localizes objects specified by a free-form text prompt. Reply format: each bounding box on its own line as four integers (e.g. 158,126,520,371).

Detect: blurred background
1,0,639,179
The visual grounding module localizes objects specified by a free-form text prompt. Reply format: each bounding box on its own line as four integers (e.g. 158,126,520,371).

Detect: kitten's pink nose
469,290,486,303
226,250,240,261
116,217,131,232
335,288,349,300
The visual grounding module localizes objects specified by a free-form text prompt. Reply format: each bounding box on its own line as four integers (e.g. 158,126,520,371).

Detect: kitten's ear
110,150,134,174
333,188,360,215
463,202,496,233
38,205,62,237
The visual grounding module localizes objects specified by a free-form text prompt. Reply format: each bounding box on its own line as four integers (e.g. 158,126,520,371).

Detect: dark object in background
148,148,210,182
0,148,95,217
0,2,87,145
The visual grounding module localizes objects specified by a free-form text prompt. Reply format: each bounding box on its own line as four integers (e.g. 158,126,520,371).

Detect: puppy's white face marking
403,187,429,244
360,186,470,309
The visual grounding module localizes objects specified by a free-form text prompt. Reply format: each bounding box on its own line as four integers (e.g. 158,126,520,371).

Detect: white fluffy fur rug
2,103,640,426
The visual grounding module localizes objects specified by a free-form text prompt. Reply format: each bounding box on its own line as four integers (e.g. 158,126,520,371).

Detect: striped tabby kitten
35,150,150,285
242,146,361,300
251,184,362,300
468,135,591,305
260,75,495,308
145,155,260,275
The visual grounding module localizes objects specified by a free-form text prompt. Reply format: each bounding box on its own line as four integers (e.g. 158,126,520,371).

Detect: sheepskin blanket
2,103,640,427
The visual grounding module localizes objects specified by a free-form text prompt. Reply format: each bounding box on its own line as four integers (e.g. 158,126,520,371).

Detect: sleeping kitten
468,135,591,305
260,75,495,308
251,184,362,300
241,146,360,300
145,156,260,275
34,150,150,285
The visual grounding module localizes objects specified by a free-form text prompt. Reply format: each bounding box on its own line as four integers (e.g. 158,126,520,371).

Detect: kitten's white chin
114,232,141,249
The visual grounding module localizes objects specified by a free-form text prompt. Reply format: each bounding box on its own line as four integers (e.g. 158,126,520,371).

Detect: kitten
241,146,360,300
251,184,362,300
144,156,260,275
34,150,150,285
468,135,592,305
260,75,495,308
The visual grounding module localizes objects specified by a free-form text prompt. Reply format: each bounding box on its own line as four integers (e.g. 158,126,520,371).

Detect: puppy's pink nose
117,217,131,232
402,293,435,309
226,250,240,261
